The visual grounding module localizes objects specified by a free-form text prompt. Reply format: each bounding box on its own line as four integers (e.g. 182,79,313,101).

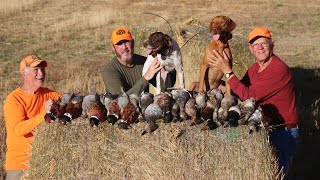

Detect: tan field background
1,0,320,179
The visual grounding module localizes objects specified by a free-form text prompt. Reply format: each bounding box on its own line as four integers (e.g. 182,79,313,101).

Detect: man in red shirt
209,27,299,177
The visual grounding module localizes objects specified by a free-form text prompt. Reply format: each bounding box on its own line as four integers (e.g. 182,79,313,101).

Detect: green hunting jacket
103,54,154,95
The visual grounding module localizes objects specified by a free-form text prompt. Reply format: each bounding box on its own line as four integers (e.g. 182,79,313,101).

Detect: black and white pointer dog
142,32,185,94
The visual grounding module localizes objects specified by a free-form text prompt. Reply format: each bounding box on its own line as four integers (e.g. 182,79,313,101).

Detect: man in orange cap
3,55,61,179
103,27,161,95
208,27,299,177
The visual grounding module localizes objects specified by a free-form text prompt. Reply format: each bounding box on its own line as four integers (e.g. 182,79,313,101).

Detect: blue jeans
269,127,299,178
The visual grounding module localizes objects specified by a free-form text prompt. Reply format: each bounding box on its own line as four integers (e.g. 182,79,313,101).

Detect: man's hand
44,99,54,112
208,50,232,74
143,57,162,81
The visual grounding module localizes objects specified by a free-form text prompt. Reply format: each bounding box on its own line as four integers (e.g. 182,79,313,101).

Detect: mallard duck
238,97,256,125
142,103,162,135
171,89,191,122
247,107,263,134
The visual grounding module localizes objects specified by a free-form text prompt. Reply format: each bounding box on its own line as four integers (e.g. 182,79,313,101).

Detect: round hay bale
27,118,280,179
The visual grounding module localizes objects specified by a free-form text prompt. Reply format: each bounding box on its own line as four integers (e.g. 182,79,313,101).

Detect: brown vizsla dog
189,15,236,95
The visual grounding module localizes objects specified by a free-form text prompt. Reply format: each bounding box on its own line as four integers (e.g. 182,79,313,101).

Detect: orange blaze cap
111,27,133,45
20,55,48,71
248,27,272,43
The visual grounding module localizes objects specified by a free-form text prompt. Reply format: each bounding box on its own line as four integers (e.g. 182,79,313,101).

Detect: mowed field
1,0,320,179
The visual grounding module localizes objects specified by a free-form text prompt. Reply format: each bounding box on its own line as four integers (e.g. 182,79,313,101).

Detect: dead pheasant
82,91,107,127
153,92,173,123
117,89,140,125
88,100,107,127
45,99,65,123
60,94,84,125
101,92,120,124
45,93,75,123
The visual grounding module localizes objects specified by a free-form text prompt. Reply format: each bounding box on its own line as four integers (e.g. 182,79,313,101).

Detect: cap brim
30,60,48,68
249,36,270,44
38,60,48,67
112,37,132,45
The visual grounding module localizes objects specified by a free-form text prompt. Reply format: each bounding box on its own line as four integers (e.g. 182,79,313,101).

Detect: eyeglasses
251,42,270,49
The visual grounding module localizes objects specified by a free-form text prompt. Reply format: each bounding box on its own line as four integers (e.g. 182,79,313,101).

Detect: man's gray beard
116,52,133,62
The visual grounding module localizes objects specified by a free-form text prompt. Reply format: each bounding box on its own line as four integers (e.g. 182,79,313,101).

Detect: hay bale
27,119,280,179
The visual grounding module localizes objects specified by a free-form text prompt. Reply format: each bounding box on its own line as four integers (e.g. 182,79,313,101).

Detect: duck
138,92,154,122
142,103,162,135
238,97,257,125
185,97,204,126
142,120,159,135
207,88,224,120
171,89,191,122
227,105,241,127
201,119,219,130
200,88,223,121
195,92,207,110
217,95,238,125
247,107,264,134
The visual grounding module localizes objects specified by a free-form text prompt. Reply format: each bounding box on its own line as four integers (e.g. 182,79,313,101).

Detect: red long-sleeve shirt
228,55,298,126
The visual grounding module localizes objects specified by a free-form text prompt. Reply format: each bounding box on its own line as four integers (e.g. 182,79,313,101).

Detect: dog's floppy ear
209,15,237,33
227,18,237,32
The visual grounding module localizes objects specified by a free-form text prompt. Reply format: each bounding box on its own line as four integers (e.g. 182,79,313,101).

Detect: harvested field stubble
27,120,280,179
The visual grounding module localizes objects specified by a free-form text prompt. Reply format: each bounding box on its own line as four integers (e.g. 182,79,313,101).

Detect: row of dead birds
45,88,267,135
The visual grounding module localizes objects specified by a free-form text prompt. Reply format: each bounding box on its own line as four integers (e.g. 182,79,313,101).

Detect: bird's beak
201,125,209,130
155,119,163,124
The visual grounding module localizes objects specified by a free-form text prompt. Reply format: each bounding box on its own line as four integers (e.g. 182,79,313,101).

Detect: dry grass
0,0,38,15
1,0,320,179
26,120,280,180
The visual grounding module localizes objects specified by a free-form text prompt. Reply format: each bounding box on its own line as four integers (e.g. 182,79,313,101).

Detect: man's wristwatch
225,71,234,79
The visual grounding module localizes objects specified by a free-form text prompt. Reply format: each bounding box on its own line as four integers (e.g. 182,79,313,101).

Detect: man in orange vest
3,55,61,180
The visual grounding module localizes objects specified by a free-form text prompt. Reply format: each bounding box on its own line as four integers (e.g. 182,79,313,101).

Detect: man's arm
228,67,290,102
4,96,46,136
103,65,150,95
103,58,161,95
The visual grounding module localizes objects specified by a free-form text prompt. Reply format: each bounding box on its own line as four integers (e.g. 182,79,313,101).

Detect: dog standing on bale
189,15,236,95
142,32,185,94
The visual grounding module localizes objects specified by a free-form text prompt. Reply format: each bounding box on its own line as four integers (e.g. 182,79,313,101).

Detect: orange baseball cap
248,27,272,43
20,55,48,71
111,27,133,45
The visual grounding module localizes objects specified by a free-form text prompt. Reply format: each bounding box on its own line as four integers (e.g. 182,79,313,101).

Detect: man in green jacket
103,27,161,95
